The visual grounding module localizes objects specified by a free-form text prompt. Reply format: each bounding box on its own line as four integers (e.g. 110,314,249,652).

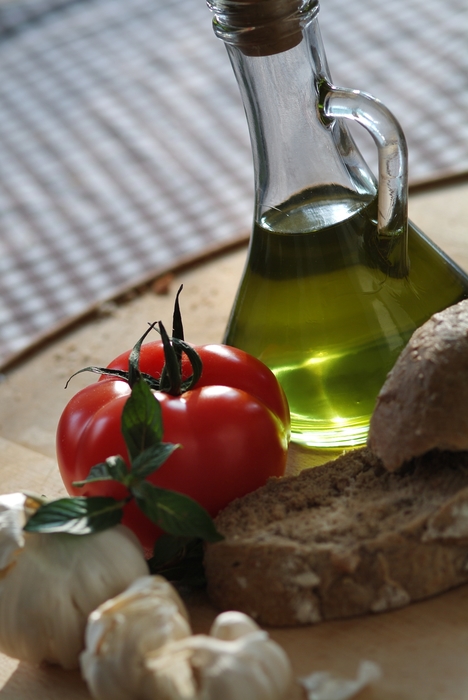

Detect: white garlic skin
143,617,293,700
0,524,149,669
209,610,260,640
80,575,192,700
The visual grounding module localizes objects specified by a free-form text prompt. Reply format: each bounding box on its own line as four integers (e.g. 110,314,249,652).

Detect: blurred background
0,0,467,369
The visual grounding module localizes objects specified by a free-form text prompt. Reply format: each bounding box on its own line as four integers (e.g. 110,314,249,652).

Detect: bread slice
204,447,468,626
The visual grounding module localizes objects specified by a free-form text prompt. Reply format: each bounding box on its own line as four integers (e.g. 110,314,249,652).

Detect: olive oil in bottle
224,187,468,448
208,0,468,450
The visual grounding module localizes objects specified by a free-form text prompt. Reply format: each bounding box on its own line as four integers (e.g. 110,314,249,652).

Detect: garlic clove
122,574,191,622
210,610,260,640
233,632,294,700
143,626,293,700
80,575,192,700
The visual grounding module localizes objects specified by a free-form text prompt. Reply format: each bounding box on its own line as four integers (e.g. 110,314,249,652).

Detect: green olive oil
224,187,468,448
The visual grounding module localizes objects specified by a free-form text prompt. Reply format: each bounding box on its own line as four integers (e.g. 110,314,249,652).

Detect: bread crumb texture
205,448,468,626
368,298,468,471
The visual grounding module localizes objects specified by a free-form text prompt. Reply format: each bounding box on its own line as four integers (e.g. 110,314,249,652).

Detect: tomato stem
128,321,158,389
159,321,182,396
64,287,203,395
154,286,203,395
172,284,185,342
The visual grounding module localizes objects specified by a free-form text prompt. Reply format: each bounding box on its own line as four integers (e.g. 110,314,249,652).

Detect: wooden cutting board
2,183,468,698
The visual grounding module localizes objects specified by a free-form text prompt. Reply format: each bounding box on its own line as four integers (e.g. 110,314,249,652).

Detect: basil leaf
131,442,180,480
24,496,124,535
121,378,163,460
73,455,130,487
132,481,223,542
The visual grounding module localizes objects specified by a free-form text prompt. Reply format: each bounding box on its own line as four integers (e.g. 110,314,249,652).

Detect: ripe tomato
57,342,290,553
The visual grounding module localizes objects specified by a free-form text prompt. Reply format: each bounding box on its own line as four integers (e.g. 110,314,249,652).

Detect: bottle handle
321,85,409,277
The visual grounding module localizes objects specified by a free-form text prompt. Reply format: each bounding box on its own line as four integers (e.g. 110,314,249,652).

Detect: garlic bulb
142,613,293,700
80,575,192,700
0,493,149,669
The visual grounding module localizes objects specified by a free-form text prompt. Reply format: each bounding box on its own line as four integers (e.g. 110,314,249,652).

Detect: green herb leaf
132,481,224,542
131,442,180,480
24,496,124,535
121,378,163,460
73,455,130,487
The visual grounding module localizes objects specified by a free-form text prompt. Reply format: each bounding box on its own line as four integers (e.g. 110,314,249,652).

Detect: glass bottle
207,0,468,450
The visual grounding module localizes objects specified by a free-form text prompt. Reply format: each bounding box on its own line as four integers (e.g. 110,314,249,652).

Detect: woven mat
0,0,467,368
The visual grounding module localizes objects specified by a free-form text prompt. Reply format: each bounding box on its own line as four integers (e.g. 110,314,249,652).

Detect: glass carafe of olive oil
207,0,468,449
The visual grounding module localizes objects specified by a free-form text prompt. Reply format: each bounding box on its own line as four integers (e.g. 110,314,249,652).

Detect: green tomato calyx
64,285,203,396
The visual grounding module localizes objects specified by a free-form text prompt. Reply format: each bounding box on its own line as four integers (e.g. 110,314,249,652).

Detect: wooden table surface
1,181,468,699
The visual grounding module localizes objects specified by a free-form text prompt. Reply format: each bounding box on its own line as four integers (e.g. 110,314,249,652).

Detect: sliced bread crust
204,447,468,626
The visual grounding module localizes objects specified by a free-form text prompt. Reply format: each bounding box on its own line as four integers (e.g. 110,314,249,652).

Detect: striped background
0,0,467,368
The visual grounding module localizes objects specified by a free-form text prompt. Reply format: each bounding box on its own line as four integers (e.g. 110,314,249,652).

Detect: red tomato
57,342,290,553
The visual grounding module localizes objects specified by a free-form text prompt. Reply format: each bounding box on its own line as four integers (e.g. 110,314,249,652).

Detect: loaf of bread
368,299,468,472
205,447,468,626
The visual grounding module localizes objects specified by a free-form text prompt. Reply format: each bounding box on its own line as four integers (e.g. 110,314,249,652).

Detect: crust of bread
367,299,468,472
204,448,468,626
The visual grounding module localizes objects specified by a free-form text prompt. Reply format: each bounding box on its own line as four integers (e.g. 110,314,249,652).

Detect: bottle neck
208,0,316,56
219,12,377,229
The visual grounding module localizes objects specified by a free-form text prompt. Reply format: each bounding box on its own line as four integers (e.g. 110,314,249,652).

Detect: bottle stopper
208,0,319,56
